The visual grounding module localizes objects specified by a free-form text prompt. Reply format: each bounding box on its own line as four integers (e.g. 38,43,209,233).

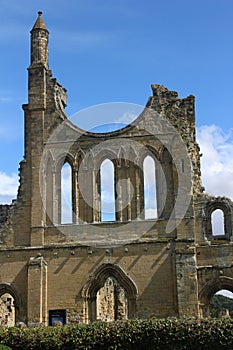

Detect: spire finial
31,10,48,31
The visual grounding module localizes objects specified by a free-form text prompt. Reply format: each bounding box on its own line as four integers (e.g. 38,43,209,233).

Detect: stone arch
199,276,233,317
0,283,22,325
81,263,138,323
159,147,176,219
138,144,161,168
55,153,75,224
42,151,55,225
205,200,232,240
125,146,137,167
55,151,75,172
117,146,126,168
80,149,95,171
138,145,171,219
91,151,118,223
75,148,86,167
94,149,118,170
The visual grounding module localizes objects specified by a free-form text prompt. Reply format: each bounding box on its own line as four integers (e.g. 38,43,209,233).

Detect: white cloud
197,125,233,200
115,112,138,125
216,290,233,299
0,172,18,204
53,30,113,51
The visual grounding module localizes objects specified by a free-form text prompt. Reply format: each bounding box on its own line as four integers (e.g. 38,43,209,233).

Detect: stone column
175,246,199,317
115,165,123,221
72,167,78,223
93,168,101,222
27,255,48,326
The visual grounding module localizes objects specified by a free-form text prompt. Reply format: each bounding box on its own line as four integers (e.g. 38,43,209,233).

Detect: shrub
0,345,12,350
0,318,232,350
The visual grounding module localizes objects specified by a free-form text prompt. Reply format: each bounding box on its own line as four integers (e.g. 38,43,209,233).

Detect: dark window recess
49,309,66,326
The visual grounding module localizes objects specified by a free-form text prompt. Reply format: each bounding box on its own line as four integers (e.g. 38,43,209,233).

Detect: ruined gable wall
147,84,202,195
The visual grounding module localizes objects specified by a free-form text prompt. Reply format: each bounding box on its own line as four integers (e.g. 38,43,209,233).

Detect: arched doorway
96,276,128,321
210,289,233,318
199,277,233,317
82,263,137,323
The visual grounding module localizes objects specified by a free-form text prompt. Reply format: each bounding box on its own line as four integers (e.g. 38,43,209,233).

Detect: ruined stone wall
0,204,14,246
147,84,202,195
0,293,15,327
1,12,233,327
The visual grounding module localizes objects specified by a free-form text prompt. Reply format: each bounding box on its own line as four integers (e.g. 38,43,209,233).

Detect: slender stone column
72,167,78,223
27,255,48,326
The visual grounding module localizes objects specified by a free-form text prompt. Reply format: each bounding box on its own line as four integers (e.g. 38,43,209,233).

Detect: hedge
0,318,232,350
0,345,12,350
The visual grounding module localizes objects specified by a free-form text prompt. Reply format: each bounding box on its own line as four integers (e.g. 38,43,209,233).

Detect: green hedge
0,345,12,350
0,318,232,350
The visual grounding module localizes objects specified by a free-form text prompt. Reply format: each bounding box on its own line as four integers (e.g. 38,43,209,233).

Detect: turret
30,11,49,68
17,12,67,247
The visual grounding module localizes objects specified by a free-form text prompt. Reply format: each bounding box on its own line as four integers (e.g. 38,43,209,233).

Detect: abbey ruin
0,12,233,326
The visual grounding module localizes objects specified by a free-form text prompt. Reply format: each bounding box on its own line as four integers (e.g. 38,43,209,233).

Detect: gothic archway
82,263,138,323
199,276,233,317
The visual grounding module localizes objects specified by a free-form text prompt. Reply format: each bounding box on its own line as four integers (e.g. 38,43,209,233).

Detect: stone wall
0,204,14,246
0,293,15,327
0,12,233,326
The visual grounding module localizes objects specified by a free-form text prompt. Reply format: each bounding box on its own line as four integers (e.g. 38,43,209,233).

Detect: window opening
211,209,224,236
143,156,157,219
61,162,72,223
100,159,115,221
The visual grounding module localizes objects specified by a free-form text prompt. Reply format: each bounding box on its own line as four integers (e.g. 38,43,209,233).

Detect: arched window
61,162,72,224
211,209,225,236
143,156,157,219
100,159,115,221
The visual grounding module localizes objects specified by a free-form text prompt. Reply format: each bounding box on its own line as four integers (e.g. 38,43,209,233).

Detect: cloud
0,172,18,204
115,112,139,125
197,125,233,200
0,90,21,103
53,30,113,51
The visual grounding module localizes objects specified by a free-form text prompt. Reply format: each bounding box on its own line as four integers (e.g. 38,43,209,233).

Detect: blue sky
0,0,233,204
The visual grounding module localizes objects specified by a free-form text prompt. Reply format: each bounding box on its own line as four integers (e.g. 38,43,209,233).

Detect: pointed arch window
100,159,115,221
143,155,157,219
61,162,72,224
